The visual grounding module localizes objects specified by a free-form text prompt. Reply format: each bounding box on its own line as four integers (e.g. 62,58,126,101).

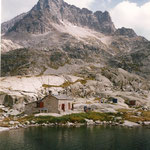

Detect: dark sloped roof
53,94,73,101
26,94,73,105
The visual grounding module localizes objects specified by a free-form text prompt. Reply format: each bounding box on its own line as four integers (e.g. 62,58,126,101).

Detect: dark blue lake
0,126,150,150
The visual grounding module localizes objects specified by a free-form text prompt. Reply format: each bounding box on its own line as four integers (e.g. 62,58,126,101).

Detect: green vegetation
0,91,6,96
141,111,150,121
42,79,87,89
49,52,70,69
1,111,150,127
0,116,14,127
15,112,123,125
118,109,150,122
0,109,4,113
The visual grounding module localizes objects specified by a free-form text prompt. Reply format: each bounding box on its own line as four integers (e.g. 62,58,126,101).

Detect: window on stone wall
37,102,40,108
68,103,71,110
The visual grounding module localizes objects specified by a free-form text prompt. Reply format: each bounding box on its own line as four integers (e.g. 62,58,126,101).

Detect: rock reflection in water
0,126,150,150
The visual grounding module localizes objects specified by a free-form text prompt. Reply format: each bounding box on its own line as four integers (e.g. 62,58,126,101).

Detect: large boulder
3,95,14,108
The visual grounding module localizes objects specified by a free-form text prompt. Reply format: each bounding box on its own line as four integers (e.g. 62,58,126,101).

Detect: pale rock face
1,39,23,54
123,121,139,127
7,110,20,116
0,68,149,115
64,75,82,83
0,127,9,132
0,75,67,111
0,75,66,94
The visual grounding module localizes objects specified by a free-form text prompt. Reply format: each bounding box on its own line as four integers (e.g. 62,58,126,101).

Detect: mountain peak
35,0,64,10
5,0,116,35
94,11,113,24
115,27,137,37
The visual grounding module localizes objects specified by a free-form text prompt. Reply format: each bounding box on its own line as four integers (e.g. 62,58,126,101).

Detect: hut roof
54,94,73,101
26,94,73,105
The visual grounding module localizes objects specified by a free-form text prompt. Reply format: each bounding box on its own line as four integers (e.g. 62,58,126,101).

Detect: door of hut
72,104,74,110
62,104,65,111
40,102,44,108
129,100,136,106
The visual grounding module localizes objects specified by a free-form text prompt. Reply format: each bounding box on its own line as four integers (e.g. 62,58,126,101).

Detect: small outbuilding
84,106,91,112
127,100,136,106
25,93,74,115
108,97,118,104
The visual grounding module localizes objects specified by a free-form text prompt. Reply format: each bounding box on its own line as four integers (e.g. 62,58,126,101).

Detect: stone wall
43,95,59,113
25,95,59,115
58,100,73,113
25,102,38,115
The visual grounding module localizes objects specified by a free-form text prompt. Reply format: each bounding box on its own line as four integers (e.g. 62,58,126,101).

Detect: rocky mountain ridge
4,0,115,35
1,13,27,34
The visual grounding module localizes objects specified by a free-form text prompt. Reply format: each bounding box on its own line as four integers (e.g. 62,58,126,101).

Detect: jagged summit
35,0,64,10
32,0,65,16
115,27,137,38
5,0,116,35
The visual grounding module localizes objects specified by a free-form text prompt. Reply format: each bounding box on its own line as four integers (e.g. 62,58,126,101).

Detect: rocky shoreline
1,110,150,132
1,118,150,133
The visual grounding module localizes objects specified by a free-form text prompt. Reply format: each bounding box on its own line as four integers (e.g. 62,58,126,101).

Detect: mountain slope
109,41,150,79
1,0,150,80
1,13,27,34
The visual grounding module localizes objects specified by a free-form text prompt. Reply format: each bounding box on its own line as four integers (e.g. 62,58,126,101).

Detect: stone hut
25,93,74,115
127,100,136,106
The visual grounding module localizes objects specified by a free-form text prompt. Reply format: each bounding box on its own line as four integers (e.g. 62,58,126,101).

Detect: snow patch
53,21,112,45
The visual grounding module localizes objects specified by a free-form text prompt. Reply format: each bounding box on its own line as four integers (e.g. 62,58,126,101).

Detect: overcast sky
1,0,150,40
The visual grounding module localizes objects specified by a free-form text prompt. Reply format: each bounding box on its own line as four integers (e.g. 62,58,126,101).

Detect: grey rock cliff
6,0,116,35
109,42,150,79
114,27,137,38
1,13,27,33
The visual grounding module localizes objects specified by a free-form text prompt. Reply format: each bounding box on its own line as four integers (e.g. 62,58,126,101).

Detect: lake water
0,126,150,150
